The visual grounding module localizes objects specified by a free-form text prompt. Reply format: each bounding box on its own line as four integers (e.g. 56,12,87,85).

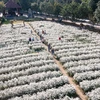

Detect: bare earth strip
53,58,88,100
27,22,88,100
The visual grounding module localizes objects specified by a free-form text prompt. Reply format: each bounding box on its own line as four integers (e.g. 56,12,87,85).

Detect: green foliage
0,1,5,12
40,1,54,14
88,0,99,12
39,1,46,13
49,0,54,4
20,0,31,10
94,1,100,22
31,3,39,11
61,0,93,20
61,2,79,19
45,2,54,14
61,4,70,18
78,2,91,18
54,2,62,16
0,0,99,22
69,1,79,19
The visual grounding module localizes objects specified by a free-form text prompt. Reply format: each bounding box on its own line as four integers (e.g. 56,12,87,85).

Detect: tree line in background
0,0,100,22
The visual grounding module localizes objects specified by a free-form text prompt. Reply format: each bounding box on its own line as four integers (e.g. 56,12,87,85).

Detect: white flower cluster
0,23,79,100
0,65,60,81
56,47,100,59
30,21,100,99
87,88,100,100
60,53,100,64
74,70,100,82
0,71,62,90
0,52,53,68
64,58,100,69
68,64,100,75
80,77,100,92
8,84,75,100
0,76,70,99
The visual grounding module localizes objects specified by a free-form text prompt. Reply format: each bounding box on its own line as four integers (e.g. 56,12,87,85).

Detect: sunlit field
0,21,100,100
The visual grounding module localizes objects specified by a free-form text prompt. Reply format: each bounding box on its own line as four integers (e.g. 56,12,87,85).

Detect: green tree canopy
88,0,99,12
40,1,54,14
94,1,100,22
0,1,5,12
61,1,79,19
78,2,91,18
54,2,62,16
0,0,99,23
31,3,39,12
20,0,31,10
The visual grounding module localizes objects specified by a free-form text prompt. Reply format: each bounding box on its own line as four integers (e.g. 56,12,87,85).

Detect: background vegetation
0,0,100,22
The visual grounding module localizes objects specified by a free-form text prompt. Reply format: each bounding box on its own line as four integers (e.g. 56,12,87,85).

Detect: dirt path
53,58,88,100
27,22,88,100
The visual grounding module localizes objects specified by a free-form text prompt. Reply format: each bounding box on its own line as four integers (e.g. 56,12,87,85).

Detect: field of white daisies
0,22,80,100
30,21,100,100
0,21,100,100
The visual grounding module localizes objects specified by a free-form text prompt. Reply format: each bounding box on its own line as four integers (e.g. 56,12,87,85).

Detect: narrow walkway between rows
27,22,88,100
